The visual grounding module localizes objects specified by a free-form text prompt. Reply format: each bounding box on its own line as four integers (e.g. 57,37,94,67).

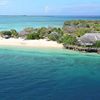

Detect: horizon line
0,15,100,17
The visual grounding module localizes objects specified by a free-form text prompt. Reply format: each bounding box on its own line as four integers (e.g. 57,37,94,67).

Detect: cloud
44,6,49,13
44,5,61,14
0,0,8,6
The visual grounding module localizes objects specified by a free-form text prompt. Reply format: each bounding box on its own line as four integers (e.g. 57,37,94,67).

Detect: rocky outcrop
64,44,100,54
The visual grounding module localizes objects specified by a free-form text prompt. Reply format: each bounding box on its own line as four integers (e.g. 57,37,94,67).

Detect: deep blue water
0,47,100,100
0,16,100,31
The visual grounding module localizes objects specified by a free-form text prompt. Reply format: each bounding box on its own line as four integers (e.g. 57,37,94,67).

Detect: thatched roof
78,33,100,46
19,31,29,35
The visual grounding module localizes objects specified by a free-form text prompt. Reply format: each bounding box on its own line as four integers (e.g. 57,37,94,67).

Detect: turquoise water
0,47,100,100
0,16,100,31
0,15,100,99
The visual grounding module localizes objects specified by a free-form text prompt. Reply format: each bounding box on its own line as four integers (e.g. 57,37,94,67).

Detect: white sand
0,38,63,48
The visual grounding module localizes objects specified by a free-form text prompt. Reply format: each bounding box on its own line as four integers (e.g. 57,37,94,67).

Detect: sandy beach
0,38,63,48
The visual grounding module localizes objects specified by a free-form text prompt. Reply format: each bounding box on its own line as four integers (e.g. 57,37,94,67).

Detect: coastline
0,38,100,58
64,44,100,54
0,38,63,49
0,38,100,55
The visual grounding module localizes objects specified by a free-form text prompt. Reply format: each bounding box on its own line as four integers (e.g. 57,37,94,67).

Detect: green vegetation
48,32,60,41
94,41,100,47
63,20,100,37
25,27,64,41
60,34,77,45
75,28,91,37
0,29,18,38
37,27,49,38
0,20,100,48
10,29,18,38
1,31,12,37
26,32,40,40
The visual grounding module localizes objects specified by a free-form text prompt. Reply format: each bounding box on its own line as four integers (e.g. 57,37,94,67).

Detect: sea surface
0,16,100,31
0,47,100,100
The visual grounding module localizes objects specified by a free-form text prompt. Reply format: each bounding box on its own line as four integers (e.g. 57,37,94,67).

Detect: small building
78,33,100,46
2,35,11,39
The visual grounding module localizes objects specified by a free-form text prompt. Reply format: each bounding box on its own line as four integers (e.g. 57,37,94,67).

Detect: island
0,20,100,53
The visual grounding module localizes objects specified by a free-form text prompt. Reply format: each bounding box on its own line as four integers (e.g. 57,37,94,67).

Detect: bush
47,32,60,41
1,31,12,36
10,29,18,37
47,28,63,40
0,30,18,38
60,34,77,45
26,32,40,40
94,41,100,47
38,27,48,38
75,28,91,37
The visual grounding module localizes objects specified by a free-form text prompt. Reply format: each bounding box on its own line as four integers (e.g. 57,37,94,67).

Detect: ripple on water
0,47,100,100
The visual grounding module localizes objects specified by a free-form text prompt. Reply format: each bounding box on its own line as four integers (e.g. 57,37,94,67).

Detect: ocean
0,16,100,31
0,16,100,100
0,47,100,100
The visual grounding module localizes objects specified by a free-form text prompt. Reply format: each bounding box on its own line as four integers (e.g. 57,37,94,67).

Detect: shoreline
0,38,100,54
64,44,100,54
0,38,63,49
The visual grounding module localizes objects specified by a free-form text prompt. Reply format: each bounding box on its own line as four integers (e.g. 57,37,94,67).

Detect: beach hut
78,33,100,46
2,35,11,39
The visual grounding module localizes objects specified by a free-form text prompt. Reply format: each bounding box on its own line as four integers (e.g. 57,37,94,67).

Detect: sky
0,0,100,15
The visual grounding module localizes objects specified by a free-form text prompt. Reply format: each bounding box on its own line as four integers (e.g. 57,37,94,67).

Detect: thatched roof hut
78,33,100,46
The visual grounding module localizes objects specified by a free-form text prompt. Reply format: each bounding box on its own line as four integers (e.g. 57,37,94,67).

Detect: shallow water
0,16,100,31
0,47,100,100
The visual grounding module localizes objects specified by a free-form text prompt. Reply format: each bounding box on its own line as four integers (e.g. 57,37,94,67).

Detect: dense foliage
60,34,77,45
1,31,12,36
0,29,18,38
0,20,100,47
94,41,100,47
26,32,40,40
63,20,100,37
10,29,18,37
